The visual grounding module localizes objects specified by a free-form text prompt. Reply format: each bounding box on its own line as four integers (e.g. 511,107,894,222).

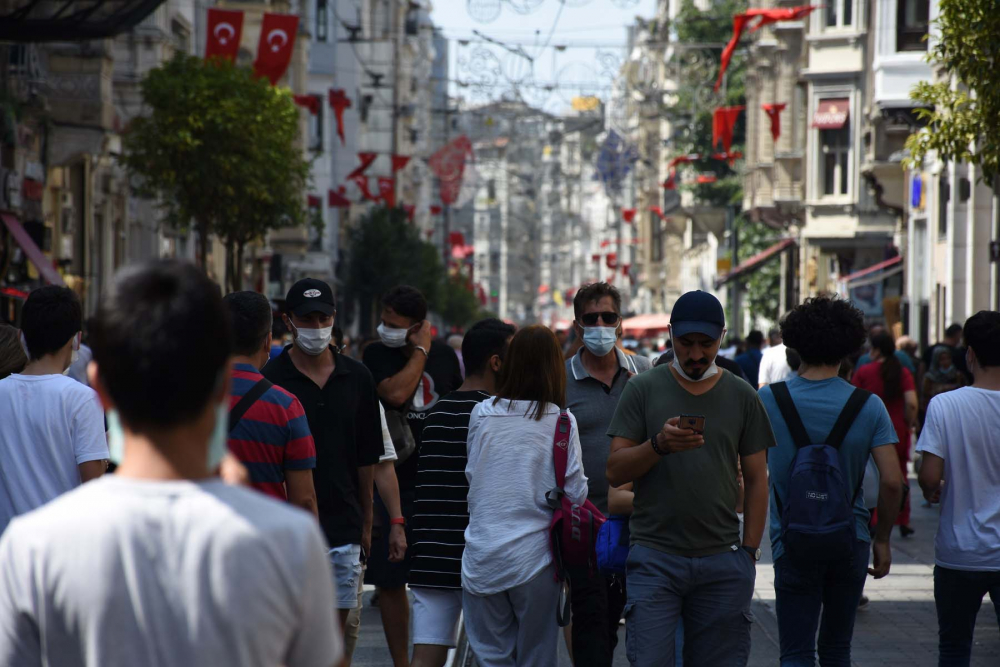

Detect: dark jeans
934,566,1000,666
568,569,627,667
773,539,869,666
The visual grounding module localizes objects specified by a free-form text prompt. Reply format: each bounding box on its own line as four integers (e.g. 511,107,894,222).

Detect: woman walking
462,325,588,667
853,331,918,536
922,346,965,408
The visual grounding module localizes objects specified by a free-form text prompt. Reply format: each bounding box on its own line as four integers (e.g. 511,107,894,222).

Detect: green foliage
122,55,310,286
735,214,781,325
437,274,484,329
905,0,1000,183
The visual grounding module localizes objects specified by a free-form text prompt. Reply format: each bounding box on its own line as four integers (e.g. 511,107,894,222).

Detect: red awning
813,98,849,129
838,255,903,283
1,213,64,286
716,238,795,287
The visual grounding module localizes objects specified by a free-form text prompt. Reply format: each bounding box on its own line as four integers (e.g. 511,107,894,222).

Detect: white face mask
377,322,409,349
106,402,230,471
290,322,332,356
670,335,720,382
582,326,618,358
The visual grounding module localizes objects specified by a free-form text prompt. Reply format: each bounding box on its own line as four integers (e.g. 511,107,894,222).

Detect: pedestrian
0,286,108,535
853,324,917,376
564,283,651,666
917,310,1000,666
362,285,463,667
735,330,765,387
462,325,588,667
922,346,965,409
409,318,514,667
606,290,774,667
853,330,918,537
0,260,341,666
0,324,26,380
655,345,753,384
758,295,904,666
922,323,970,383
222,291,318,514
758,326,794,388
262,278,384,634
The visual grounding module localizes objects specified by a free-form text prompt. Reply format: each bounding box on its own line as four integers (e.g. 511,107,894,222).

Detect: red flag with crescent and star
253,13,299,85
329,89,351,145
762,103,787,142
351,175,378,202
377,177,396,208
205,9,244,62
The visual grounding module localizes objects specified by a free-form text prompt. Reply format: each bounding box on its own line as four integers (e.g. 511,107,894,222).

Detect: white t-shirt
758,344,794,386
916,387,1000,571
379,403,398,462
0,476,341,667
462,399,588,596
0,373,109,534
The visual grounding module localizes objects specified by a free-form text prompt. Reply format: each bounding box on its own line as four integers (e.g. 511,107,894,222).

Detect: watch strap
414,345,429,357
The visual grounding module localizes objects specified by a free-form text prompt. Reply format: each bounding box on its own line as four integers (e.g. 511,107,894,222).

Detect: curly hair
780,295,867,367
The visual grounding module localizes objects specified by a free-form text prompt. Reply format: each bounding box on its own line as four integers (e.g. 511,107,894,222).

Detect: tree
905,0,1000,183
122,55,310,289
735,214,781,325
437,273,483,329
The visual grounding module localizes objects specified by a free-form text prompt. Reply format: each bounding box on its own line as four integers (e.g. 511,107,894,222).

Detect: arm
739,450,768,549
904,390,918,429
918,452,944,503
74,390,110,483
606,418,703,487
357,465,374,557
564,414,589,505
374,461,407,562
374,322,432,408
608,483,634,515
869,443,904,578
285,470,319,519
78,459,107,483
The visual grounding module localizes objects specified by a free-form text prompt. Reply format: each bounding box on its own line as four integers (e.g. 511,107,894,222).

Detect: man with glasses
565,283,651,666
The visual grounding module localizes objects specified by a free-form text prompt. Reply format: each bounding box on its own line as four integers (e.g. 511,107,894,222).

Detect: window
316,0,328,42
897,0,929,51
938,173,950,238
820,126,850,197
825,0,853,28
308,97,324,152
172,20,190,53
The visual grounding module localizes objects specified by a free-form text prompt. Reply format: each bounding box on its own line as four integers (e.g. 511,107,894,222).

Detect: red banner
716,14,750,92
749,5,818,32
392,155,411,173
205,9,243,62
351,175,378,202
430,136,472,205
253,13,299,85
762,103,787,141
307,194,321,208
377,178,395,208
622,208,637,223
712,106,744,155
328,187,351,208
329,89,351,145
346,152,377,180
293,95,320,115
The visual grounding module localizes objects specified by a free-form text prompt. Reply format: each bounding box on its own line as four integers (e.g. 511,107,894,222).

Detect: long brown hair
871,331,902,401
493,324,566,420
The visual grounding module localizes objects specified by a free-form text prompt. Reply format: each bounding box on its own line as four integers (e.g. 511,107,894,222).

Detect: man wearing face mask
362,285,463,667
0,285,108,535
606,290,775,667
262,278,384,635
563,282,650,666
0,261,341,666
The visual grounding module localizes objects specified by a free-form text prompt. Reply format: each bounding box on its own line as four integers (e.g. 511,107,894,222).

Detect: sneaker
858,595,870,611
900,525,916,538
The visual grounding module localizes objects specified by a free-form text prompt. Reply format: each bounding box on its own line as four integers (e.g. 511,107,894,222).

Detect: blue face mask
582,326,618,358
106,402,230,472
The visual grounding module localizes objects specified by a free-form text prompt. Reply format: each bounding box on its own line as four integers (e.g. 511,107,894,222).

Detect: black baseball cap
285,278,336,317
670,290,725,340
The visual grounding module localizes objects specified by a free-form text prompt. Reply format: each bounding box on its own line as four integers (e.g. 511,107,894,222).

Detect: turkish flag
351,175,378,202
329,89,351,145
347,152,377,180
712,106,744,154
716,13,750,92
430,205,443,215
392,155,411,173
307,194,321,208
328,187,351,208
762,103,787,142
378,177,395,208
293,95,320,115
205,9,243,62
253,13,299,85
606,253,618,270
622,208,637,223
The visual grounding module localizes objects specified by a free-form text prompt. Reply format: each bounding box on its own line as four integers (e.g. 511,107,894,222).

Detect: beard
684,357,711,379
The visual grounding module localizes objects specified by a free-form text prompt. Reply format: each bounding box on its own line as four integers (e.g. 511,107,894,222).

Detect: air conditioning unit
60,192,74,208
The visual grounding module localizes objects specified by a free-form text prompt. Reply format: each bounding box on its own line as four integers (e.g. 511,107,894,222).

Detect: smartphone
679,414,706,434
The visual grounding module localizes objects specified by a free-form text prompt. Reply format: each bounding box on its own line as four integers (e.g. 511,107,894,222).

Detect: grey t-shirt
565,349,652,514
607,366,776,557
0,476,341,667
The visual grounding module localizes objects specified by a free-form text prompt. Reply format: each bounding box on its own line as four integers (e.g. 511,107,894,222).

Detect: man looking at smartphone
606,290,775,667
565,283,651,666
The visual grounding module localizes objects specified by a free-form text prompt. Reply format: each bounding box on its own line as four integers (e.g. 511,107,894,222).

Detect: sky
431,0,658,114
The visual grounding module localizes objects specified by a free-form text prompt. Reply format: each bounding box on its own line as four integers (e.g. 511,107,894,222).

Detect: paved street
353,465,1000,666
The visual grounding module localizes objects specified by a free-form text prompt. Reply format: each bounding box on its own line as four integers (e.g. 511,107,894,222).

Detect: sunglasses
580,311,621,326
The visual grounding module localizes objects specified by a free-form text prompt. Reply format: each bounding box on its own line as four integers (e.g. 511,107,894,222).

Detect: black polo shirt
262,346,383,547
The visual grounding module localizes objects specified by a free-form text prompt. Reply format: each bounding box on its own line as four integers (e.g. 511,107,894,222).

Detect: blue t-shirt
759,375,898,561
735,348,763,387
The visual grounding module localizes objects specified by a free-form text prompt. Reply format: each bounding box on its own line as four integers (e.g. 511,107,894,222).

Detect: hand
388,523,407,563
218,453,250,487
869,539,892,579
361,524,372,558
410,320,433,350
923,480,943,504
655,417,705,454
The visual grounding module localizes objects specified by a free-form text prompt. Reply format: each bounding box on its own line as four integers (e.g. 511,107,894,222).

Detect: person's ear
87,361,115,412
490,354,502,374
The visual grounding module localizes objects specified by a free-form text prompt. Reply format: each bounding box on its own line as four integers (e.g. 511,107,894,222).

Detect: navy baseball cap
670,290,725,340
286,278,336,317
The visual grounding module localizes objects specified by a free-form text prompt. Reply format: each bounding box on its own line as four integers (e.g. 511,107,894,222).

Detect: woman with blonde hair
462,325,588,666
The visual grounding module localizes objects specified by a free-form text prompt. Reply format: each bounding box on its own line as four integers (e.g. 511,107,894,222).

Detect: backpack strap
770,382,812,449
825,388,871,449
228,378,273,434
552,411,570,489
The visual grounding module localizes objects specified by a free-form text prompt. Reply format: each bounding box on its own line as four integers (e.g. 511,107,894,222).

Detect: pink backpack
547,411,606,625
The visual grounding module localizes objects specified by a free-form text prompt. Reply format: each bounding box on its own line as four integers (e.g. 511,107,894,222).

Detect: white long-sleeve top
462,399,589,596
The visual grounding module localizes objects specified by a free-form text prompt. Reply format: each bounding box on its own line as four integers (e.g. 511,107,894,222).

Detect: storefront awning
715,238,795,288
1,213,65,286
0,0,167,42
813,98,849,129
838,255,903,288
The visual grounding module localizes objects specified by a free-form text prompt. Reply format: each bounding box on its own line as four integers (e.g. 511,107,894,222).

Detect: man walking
565,283,650,665
917,311,1000,666
0,261,340,666
363,286,463,667
0,285,108,534
759,327,794,388
223,291,318,515
735,330,765,388
409,318,514,667
606,290,774,666
263,278,384,632
758,296,903,666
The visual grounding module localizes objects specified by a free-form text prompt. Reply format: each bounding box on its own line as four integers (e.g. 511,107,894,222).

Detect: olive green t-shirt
606,365,775,557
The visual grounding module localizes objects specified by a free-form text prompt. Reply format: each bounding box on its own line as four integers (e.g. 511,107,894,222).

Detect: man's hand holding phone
652,416,705,455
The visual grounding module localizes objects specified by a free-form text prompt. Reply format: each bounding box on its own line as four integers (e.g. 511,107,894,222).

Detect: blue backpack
596,515,630,575
770,382,871,562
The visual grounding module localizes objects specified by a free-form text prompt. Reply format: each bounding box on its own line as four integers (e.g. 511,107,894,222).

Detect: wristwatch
650,432,669,456
742,545,762,561
413,345,429,357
